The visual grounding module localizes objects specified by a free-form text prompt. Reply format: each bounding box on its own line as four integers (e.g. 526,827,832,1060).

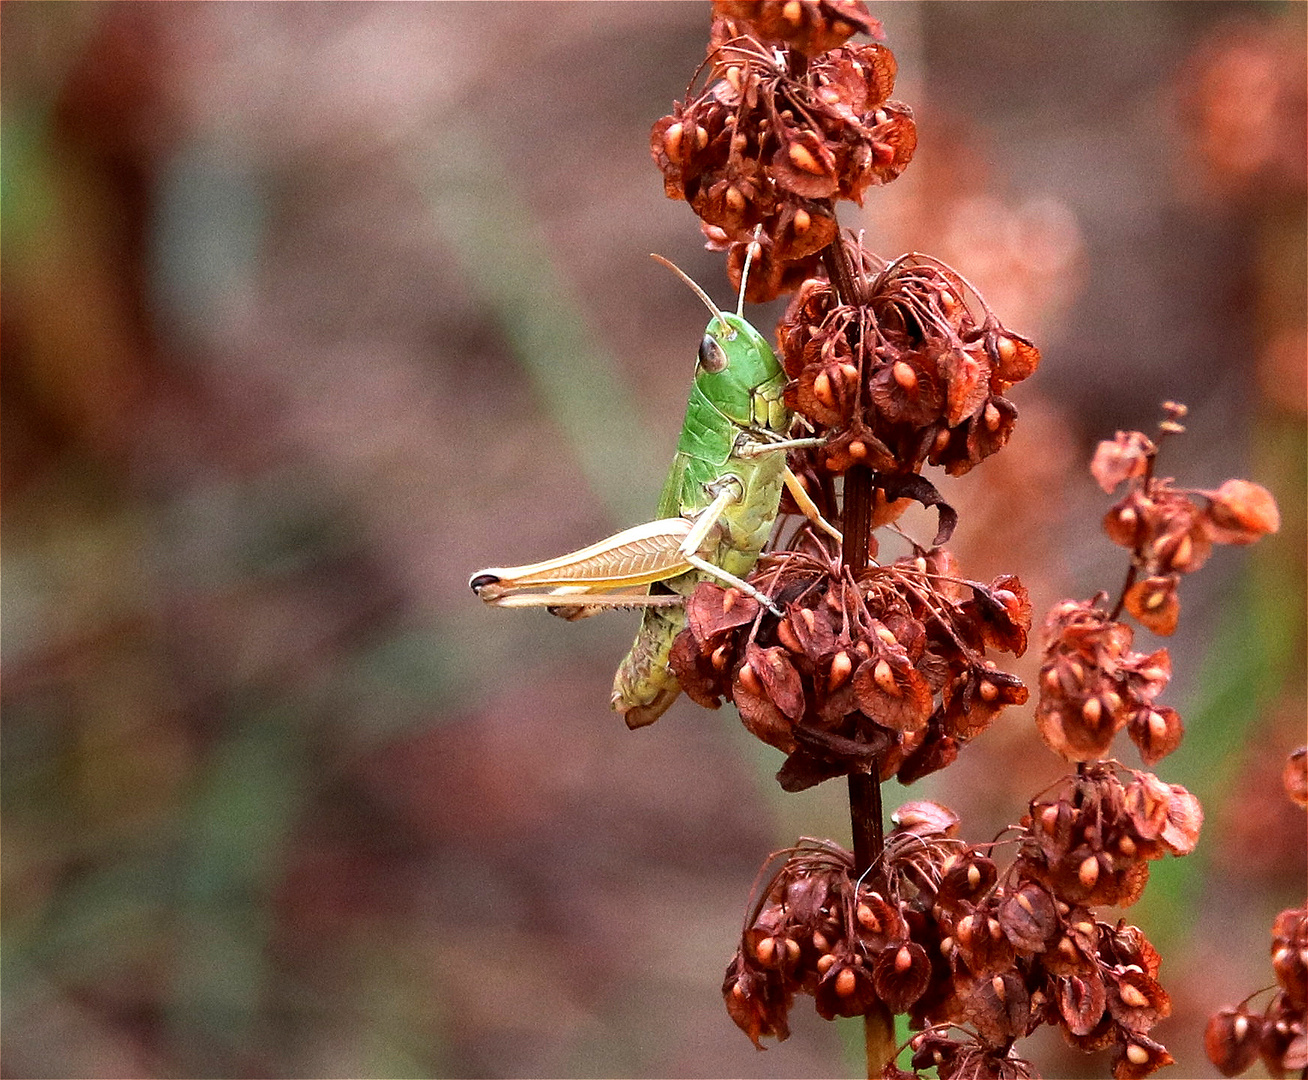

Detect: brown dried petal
1158,783,1203,854
748,643,806,720
895,726,959,784
1091,431,1154,493
937,853,999,911
1035,698,1120,763
1107,968,1171,1032
686,583,760,643
1062,1010,1119,1053
946,668,1028,739
1103,921,1163,980
961,394,1020,472
890,799,960,837
819,422,900,474
783,599,837,660
769,130,839,199
938,344,992,427
852,653,933,731
1128,705,1183,766
1205,1006,1264,1077
1205,478,1281,542
954,907,1017,977
869,351,944,427
999,882,1060,953
723,953,792,1048
1123,575,1180,636
815,954,879,1019
965,574,1032,656
955,970,1033,1046
854,889,909,951
853,101,917,193
987,327,1042,387
817,42,897,113
1058,971,1108,1036
873,942,931,1012
668,628,728,709
734,661,798,753
1104,860,1151,908
1113,1033,1175,1079
794,355,859,427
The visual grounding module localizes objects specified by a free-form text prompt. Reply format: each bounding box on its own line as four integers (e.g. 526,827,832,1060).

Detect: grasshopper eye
698,335,728,373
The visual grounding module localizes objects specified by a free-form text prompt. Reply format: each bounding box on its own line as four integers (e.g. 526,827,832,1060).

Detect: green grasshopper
470,254,838,728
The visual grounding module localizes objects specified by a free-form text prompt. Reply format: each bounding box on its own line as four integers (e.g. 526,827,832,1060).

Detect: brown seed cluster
1205,747,1307,1078
669,547,1030,791
714,0,881,58
1034,599,1179,765
727,791,1180,1078
776,252,1041,482
1205,905,1308,1077
651,1,915,302
1093,421,1281,635
1033,417,1282,764
1013,764,1202,910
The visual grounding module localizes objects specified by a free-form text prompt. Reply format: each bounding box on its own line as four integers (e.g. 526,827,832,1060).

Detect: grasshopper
470,253,838,728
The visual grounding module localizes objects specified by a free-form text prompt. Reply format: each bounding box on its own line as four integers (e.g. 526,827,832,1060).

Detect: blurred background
2,3,1304,1077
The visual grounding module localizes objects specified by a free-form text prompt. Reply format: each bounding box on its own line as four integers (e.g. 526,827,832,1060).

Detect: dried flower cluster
1093,416,1281,636
726,785,1185,1079
1034,601,1178,765
1204,747,1307,1078
777,254,1041,487
652,1,916,302
670,547,1030,791
1032,413,1279,764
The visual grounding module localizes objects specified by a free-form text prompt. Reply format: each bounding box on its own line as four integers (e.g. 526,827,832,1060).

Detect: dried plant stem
829,226,894,1078
844,465,894,1078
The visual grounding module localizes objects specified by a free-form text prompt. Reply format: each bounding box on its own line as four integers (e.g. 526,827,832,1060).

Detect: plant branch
829,225,893,1079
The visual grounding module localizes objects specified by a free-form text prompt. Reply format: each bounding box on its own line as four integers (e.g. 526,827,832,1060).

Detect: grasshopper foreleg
736,435,826,457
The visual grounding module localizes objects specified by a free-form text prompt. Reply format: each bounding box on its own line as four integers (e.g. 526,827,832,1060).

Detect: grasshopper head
694,312,786,430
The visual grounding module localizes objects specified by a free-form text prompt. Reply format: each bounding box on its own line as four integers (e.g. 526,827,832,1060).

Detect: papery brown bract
872,942,931,1011
723,953,793,1048
1205,1006,1265,1077
1206,478,1281,542
1091,431,1155,493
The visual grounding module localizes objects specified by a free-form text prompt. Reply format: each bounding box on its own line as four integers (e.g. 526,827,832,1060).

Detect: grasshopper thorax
694,311,786,431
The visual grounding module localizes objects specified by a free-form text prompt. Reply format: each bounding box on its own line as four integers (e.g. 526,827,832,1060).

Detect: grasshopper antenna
651,253,729,333
736,225,763,318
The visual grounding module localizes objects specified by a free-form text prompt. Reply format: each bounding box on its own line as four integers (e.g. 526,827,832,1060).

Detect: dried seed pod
1205,1006,1264,1077
1091,430,1154,493
1205,478,1281,542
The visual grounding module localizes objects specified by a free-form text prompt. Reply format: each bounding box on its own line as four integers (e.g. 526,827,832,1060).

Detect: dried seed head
1204,1006,1264,1077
